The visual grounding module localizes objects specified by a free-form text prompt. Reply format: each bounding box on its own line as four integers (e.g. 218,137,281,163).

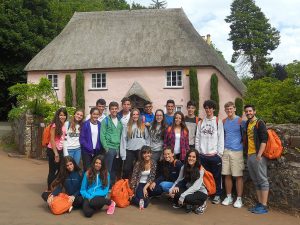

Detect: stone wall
12,112,46,159
243,124,300,215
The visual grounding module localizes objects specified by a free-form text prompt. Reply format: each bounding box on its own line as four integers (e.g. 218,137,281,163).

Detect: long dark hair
51,107,68,137
172,111,188,132
137,145,153,171
183,149,201,184
87,155,108,187
150,109,166,138
50,156,81,190
69,109,84,132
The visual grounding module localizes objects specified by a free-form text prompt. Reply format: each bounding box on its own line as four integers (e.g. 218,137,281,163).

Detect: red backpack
200,166,216,196
111,179,134,208
42,124,52,147
256,121,283,159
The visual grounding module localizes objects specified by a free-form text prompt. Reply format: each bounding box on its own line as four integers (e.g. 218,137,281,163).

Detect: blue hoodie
80,172,110,199
52,171,82,196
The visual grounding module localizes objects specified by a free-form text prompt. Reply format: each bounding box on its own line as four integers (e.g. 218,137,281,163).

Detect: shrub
235,98,243,116
65,74,73,107
189,68,200,116
210,73,219,116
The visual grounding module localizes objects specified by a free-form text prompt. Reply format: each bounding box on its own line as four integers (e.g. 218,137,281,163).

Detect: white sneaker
212,195,221,204
222,196,233,206
233,198,243,208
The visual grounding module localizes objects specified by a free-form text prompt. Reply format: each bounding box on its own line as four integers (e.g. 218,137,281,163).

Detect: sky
131,0,300,75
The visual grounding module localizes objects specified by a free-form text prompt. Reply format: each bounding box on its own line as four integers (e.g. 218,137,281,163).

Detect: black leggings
173,187,208,206
47,148,63,190
122,150,140,179
82,197,111,218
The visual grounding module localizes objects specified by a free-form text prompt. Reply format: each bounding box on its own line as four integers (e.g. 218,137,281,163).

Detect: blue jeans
105,149,118,186
68,147,81,166
159,181,174,193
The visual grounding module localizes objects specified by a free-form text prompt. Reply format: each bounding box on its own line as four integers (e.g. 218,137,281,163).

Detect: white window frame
165,70,183,88
91,72,107,89
175,105,182,112
47,74,58,89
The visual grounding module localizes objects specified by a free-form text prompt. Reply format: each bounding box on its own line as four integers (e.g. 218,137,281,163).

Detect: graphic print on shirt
130,128,145,139
150,127,162,143
201,123,216,136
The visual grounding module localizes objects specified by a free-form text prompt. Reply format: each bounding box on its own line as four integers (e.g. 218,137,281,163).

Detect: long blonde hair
127,108,145,138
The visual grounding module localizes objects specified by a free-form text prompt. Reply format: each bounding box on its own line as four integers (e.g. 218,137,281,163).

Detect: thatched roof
125,81,151,101
25,8,246,94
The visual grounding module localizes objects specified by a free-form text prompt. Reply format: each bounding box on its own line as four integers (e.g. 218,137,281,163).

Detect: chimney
206,34,211,45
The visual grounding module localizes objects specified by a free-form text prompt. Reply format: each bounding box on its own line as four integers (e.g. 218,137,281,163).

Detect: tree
210,74,220,116
65,75,73,107
131,2,147,10
76,71,85,110
150,0,167,9
225,0,280,79
272,63,287,81
189,68,200,116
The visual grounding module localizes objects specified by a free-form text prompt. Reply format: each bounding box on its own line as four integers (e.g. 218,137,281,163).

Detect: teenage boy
221,101,245,208
244,104,269,214
185,100,201,149
195,100,224,204
86,98,106,122
100,101,123,186
117,97,131,127
141,101,154,127
165,99,175,126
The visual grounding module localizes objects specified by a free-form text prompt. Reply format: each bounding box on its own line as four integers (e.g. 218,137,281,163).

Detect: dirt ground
0,149,299,225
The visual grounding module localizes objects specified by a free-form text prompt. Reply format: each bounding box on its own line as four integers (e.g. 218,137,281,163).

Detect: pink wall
27,67,242,119
197,68,242,119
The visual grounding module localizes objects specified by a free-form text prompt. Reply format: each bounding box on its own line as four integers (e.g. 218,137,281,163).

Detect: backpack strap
105,116,109,126
195,116,199,125
173,159,178,167
216,116,219,130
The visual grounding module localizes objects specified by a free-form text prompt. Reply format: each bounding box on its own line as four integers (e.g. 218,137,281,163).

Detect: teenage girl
149,109,166,163
149,147,183,195
169,149,208,214
164,111,189,161
47,107,68,190
42,156,83,211
79,107,102,171
63,109,84,165
130,146,156,208
80,155,116,217
120,108,150,179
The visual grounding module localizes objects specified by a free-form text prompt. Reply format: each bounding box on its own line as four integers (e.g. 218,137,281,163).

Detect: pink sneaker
107,200,116,215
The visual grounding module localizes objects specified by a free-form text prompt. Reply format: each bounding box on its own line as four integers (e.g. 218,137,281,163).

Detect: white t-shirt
112,117,118,127
140,170,150,183
90,122,98,149
121,112,130,127
65,122,80,149
174,132,181,154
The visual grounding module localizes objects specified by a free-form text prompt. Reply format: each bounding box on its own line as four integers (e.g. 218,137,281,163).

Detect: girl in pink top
47,108,68,190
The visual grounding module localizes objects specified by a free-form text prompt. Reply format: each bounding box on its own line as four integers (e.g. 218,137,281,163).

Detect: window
47,74,58,89
175,106,182,112
166,70,183,87
91,73,106,89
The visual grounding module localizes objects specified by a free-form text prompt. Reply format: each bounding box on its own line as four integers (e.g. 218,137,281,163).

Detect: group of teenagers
42,97,270,217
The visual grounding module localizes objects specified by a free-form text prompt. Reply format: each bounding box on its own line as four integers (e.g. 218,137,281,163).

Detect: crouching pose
149,147,183,195
169,149,208,214
130,146,156,208
42,156,83,212
80,155,116,217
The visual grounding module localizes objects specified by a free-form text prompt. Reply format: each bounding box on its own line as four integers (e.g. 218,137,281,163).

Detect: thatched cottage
25,8,245,118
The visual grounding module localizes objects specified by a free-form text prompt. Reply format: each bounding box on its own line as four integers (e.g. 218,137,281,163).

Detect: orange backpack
200,166,216,196
49,193,72,215
42,124,52,147
255,121,283,159
263,129,283,159
111,179,134,208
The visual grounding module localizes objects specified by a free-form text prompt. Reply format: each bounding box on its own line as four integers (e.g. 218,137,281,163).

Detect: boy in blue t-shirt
221,101,245,208
165,99,175,126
